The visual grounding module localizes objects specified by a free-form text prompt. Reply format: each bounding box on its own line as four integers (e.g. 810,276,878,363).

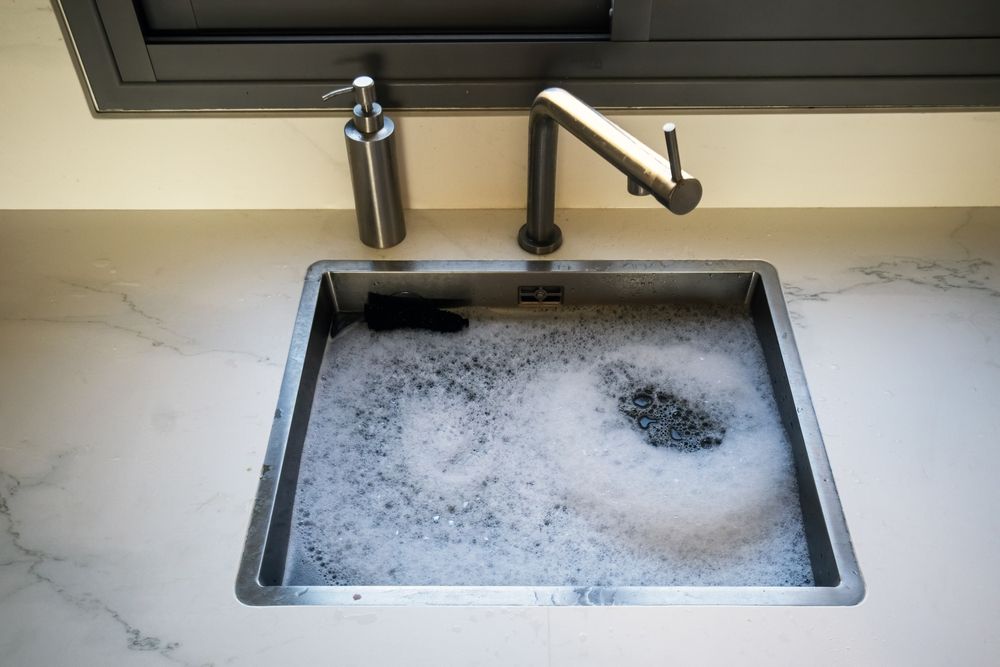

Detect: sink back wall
2,0,999,210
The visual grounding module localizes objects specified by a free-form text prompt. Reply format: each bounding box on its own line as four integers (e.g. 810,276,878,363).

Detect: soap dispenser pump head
350,75,376,113
321,75,376,111
321,75,384,133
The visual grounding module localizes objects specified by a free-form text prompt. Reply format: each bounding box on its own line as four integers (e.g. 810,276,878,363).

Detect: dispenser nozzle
321,75,377,114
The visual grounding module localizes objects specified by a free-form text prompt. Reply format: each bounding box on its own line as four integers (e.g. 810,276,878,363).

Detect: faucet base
518,223,563,255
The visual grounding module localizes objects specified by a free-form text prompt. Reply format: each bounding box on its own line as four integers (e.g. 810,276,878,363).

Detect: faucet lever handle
663,123,684,183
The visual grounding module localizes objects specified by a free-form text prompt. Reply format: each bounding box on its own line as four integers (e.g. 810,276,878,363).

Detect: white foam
284,305,814,587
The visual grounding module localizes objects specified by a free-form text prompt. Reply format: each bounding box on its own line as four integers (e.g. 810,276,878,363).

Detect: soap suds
284,305,814,587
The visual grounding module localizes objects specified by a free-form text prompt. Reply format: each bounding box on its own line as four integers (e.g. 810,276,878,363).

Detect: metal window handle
663,122,684,183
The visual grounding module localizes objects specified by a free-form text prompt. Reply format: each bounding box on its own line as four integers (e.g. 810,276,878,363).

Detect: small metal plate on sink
518,285,564,305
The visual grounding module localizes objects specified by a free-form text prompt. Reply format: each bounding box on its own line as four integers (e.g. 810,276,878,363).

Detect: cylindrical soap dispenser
322,76,406,249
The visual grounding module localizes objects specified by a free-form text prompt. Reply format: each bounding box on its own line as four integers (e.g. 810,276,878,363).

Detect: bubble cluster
283,304,814,588
614,375,727,450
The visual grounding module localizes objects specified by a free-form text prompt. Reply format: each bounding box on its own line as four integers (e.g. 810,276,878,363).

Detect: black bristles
364,292,469,333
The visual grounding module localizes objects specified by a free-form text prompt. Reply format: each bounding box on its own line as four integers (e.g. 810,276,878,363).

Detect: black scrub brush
364,292,469,333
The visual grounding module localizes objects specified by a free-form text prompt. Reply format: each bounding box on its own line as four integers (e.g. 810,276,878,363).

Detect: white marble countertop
1,208,998,666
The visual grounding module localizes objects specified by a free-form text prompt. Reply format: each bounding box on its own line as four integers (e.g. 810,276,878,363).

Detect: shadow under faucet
518,88,703,255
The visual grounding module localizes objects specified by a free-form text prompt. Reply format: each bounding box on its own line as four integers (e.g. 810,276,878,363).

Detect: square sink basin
237,260,862,606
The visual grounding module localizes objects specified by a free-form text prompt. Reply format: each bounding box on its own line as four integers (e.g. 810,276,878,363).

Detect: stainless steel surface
321,75,376,114
322,76,406,249
663,122,684,185
518,89,703,255
236,260,863,607
352,75,377,113
626,176,651,196
518,285,565,306
320,85,354,102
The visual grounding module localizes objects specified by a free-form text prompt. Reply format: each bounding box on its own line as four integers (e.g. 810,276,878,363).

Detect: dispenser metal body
344,114,406,249
324,76,406,249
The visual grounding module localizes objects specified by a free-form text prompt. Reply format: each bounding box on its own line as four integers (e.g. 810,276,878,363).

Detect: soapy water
284,304,814,587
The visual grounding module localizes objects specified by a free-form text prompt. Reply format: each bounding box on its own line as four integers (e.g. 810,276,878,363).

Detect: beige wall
2,0,999,210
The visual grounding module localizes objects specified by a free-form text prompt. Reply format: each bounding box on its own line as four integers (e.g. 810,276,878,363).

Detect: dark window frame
55,0,1000,112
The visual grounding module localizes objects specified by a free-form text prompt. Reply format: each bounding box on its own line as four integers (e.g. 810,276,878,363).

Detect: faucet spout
518,88,702,255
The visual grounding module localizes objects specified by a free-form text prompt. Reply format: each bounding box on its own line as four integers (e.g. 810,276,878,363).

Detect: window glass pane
139,0,613,35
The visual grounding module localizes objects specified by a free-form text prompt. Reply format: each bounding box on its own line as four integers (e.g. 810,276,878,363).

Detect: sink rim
236,259,864,606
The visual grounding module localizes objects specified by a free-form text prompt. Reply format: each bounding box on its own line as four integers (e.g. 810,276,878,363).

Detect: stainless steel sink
236,260,862,606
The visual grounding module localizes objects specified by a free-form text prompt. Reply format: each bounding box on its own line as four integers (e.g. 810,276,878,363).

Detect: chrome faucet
518,88,703,255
